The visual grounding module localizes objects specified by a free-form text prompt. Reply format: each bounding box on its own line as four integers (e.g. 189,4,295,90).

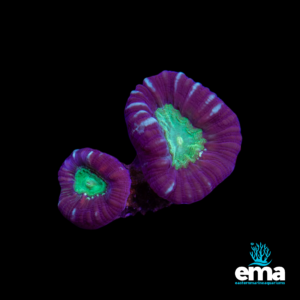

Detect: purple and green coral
58,71,242,229
125,71,242,204
58,148,131,229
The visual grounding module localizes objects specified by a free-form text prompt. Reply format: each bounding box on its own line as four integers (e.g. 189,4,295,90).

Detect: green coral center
74,167,107,196
155,104,206,170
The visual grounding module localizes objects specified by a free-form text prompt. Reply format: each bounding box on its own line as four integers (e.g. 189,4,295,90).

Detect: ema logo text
235,243,285,285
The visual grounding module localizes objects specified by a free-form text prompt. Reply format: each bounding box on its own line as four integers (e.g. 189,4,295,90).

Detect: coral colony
58,71,242,229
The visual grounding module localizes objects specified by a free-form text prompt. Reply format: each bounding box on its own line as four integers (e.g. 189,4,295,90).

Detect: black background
29,19,293,294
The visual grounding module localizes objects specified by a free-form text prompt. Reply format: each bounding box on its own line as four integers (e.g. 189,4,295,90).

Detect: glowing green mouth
155,104,206,169
74,167,107,196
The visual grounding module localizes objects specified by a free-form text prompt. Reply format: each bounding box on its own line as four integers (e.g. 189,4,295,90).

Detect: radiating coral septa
124,70,242,204
58,148,131,229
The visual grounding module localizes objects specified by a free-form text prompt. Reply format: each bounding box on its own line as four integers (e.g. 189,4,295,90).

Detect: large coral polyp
124,71,242,204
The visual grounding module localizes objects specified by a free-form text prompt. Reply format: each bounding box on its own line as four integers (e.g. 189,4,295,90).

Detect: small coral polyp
155,104,206,170
58,148,131,229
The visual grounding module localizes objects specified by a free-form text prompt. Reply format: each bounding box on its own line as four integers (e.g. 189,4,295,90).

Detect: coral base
120,156,172,218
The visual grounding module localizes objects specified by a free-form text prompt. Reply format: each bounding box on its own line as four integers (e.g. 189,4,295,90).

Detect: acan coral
58,148,131,229
58,71,242,229
125,71,242,204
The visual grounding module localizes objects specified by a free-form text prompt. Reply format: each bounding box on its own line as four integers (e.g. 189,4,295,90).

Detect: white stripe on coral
144,78,156,92
165,181,175,194
187,82,201,100
130,90,142,95
133,110,148,118
174,72,183,92
126,102,148,110
73,149,78,159
205,94,215,105
132,117,158,134
87,151,93,160
209,103,222,116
